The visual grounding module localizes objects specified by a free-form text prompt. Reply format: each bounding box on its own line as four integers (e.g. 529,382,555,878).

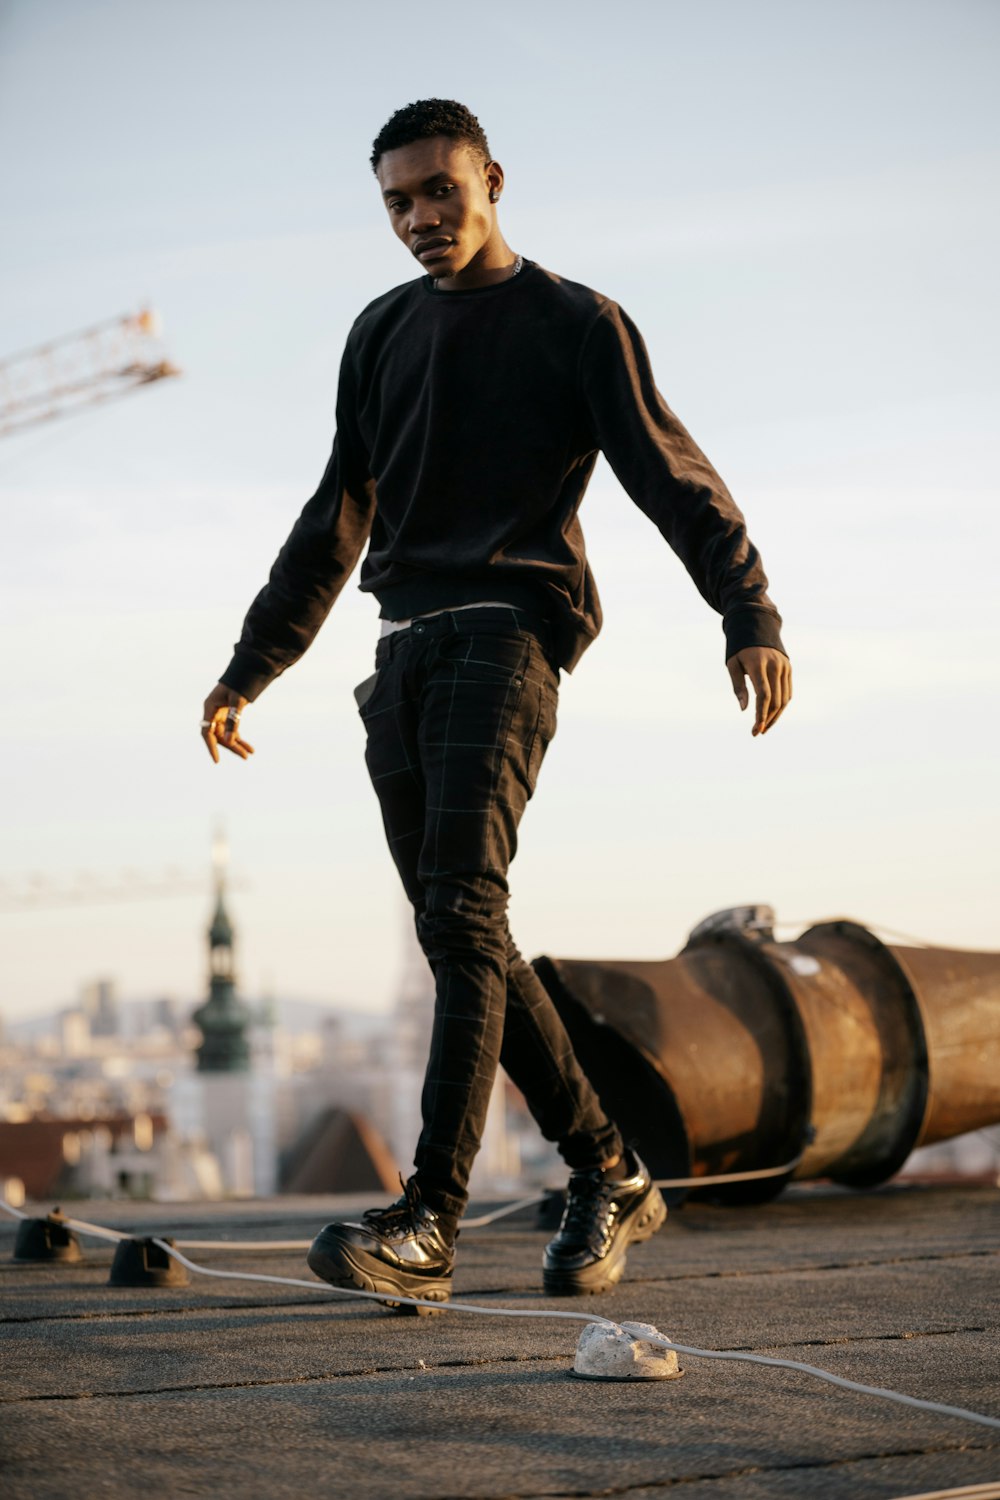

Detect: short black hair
370,99,491,173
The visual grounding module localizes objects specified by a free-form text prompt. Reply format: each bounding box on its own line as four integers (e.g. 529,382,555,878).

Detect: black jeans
360,606,622,1222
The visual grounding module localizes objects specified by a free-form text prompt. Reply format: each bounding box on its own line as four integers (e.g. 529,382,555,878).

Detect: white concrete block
572,1320,684,1381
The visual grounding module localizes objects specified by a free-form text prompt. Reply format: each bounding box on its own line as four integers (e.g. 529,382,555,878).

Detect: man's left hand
726,647,792,737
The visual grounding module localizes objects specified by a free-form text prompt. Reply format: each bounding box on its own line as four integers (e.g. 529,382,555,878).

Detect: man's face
375,136,502,282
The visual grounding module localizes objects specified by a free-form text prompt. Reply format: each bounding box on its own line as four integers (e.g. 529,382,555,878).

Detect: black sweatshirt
221,261,785,701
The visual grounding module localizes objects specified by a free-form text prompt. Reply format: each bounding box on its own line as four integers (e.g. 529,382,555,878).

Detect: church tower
168,830,277,1196
192,831,251,1073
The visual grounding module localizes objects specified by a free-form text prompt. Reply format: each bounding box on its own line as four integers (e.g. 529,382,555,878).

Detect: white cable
889,1486,1000,1500
173,1237,314,1250
4,1200,997,1438
152,1239,617,1328
660,1340,1000,1433
53,1213,128,1243
174,1160,804,1249
460,1191,546,1228
178,1191,551,1246
174,1194,547,1247
181,1193,553,1243
654,1153,802,1189
0,1199,128,1243
774,916,946,950
151,1240,1000,1436
0,1194,538,1248
0,1153,818,1255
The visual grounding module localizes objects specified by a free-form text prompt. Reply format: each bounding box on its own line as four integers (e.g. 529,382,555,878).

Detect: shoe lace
561,1171,614,1236
362,1175,423,1234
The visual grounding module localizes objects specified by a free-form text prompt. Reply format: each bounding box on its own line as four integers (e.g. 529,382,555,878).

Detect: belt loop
376,631,403,666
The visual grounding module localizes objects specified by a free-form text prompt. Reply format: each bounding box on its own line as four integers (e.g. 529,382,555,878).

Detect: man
201,100,791,1312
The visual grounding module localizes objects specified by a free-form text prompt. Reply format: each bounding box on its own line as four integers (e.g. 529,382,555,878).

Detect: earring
490,191,499,202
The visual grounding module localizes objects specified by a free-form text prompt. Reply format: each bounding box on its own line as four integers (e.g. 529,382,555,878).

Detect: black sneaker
542,1150,666,1295
307,1178,454,1315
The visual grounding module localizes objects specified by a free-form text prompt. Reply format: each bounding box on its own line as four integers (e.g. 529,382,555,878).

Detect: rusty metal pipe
534,908,1000,1201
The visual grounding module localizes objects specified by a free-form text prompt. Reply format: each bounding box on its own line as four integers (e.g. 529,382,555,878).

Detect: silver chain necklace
433,254,523,290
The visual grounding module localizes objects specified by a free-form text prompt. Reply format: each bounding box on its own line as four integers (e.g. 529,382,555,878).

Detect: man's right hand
201,684,254,764
726,647,792,737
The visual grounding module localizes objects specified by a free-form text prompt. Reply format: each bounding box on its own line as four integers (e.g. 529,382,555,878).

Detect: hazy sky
2,0,998,1022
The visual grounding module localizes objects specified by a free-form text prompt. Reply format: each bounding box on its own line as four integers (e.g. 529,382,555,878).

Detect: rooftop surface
2,1181,998,1499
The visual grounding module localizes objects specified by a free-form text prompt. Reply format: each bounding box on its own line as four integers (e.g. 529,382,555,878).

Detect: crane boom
0,308,180,438
0,870,247,913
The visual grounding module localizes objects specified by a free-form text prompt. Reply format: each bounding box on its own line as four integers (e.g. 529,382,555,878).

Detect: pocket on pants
353,670,381,711
437,631,530,687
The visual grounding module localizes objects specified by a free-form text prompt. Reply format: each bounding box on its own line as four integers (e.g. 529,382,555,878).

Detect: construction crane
1,837,246,913
0,308,180,438
0,870,208,913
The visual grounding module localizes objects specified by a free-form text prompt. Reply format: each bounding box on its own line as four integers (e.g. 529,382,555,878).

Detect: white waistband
379,602,515,638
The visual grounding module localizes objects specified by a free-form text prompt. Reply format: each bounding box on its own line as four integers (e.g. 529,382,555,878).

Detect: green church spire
192,830,251,1073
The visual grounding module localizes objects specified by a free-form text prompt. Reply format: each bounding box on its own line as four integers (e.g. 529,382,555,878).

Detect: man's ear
485,160,504,204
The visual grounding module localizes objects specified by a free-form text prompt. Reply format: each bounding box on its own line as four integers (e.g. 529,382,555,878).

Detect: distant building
191,882,251,1074
81,978,118,1038
182,836,276,1196
0,1113,168,1200
59,1008,91,1058
152,997,179,1037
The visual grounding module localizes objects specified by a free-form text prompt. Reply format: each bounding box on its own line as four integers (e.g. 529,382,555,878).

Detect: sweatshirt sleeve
219,348,377,702
580,301,786,660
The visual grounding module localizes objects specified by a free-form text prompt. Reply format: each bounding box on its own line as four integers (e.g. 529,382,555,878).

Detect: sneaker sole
307,1232,452,1317
542,1186,668,1297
